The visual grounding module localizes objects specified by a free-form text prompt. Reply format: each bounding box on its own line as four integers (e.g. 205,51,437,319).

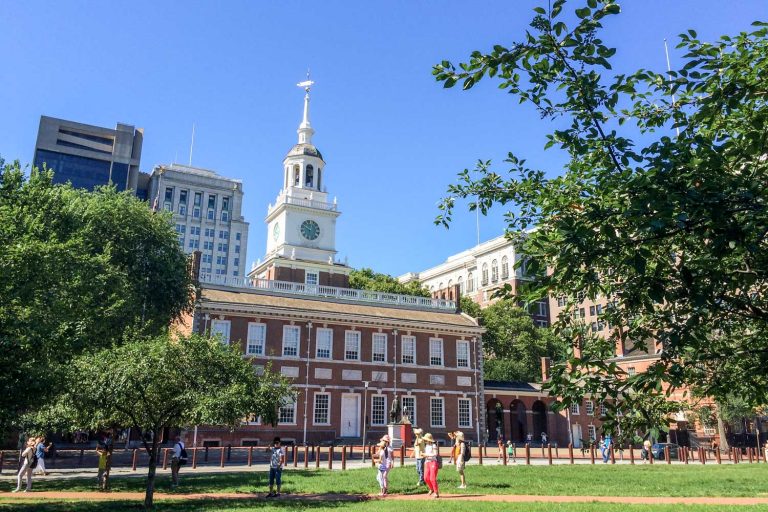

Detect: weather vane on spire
297,69,314,93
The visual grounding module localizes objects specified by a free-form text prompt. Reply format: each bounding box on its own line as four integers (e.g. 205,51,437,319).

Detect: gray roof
286,143,324,161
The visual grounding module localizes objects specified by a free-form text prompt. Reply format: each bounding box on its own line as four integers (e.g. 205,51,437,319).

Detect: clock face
300,219,321,240
273,222,280,241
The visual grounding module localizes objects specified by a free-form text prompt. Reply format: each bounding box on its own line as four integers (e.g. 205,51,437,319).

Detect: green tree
0,160,193,433
349,267,430,297
482,299,566,382
43,332,290,510
433,0,768,432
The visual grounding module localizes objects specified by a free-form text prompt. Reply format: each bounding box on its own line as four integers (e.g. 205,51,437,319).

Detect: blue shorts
269,467,282,487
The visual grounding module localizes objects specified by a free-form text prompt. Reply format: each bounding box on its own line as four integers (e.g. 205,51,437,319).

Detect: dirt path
3,491,768,505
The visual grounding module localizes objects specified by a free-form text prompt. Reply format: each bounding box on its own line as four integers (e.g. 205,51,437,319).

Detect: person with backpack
170,435,187,487
422,433,440,498
374,435,394,496
454,431,468,489
267,437,286,497
13,438,37,492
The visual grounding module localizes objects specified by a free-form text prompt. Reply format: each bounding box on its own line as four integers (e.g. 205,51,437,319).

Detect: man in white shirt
171,436,186,487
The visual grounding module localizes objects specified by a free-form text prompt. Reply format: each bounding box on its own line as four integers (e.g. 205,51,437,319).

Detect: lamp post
302,321,313,446
362,380,370,462
392,329,398,396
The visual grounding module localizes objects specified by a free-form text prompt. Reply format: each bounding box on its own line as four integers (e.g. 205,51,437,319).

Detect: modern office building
33,115,143,192
146,163,249,281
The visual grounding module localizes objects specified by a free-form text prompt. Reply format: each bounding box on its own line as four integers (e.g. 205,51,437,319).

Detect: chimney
541,356,552,382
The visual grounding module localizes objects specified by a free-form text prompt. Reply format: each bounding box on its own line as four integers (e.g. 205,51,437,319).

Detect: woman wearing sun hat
375,435,394,496
422,433,440,498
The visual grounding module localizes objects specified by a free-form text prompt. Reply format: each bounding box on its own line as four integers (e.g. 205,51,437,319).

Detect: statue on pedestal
389,395,401,424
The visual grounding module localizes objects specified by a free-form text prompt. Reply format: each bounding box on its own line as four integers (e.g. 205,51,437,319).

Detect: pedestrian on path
96,442,109,491
422,433,440,499
34,436,50,476
170,436,186,487
601,434,613,463
413,428,426,487
455,431,467,489
506,441,516,463
497,438,504,463
375,435,394,496
267,437,285,498
13,438,36,493
447,432,456,463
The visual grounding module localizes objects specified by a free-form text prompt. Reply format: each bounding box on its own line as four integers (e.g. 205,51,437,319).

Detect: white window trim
570,403,580,415
585,400,594,416
246,322,266,356
371,394,387,426
344,330,361,361
458,398,472,428
456,340,470,368
429,337,444,367
278,398,297,425
211,319,231,345
282,325,301,358
430,396,445,428
305,271,319,286
372,333,387,363
315,327,333,360
313,392,331,426
401,335,416,365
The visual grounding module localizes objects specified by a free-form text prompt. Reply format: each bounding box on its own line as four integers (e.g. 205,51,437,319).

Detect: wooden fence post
316,445,321,469
569,443,574,464
192,447,198,469
132,449,138,471
219,447,225,468
629,445,634,464
503,444,508,466
400,446,405,467
293,445,298,468
478,443,483,465
665,446,671,464
590,445,595,464
247,446,253,467
328,446,334,470
547,444,553,465
304,445,309,469
716,447,721,464
610,446,616,464
342,445,347,470
525,443,530,465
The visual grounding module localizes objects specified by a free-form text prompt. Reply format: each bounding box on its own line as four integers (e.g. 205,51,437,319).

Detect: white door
572,424,582,448
340,394,360,437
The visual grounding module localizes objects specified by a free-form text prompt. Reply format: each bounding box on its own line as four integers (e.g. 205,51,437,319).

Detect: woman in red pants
422,433,440,498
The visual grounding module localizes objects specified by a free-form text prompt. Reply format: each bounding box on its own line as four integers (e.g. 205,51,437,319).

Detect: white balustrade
198,273,456,311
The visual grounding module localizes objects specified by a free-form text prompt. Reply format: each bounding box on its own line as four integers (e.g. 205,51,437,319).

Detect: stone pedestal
388,423,412,449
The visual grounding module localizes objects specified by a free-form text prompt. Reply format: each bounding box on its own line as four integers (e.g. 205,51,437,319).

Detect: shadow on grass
0,497,366,512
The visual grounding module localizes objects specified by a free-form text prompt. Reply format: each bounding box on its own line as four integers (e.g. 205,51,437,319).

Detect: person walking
34,436,50,476
497,438,504,463
14,438,36,492
541,432,548,445
422,433,440,499
96,442,109,491
375,435,394,496
506,440,517,463
602,434,613,463
455,431,467,489
170,436,186,487
413,428,426,486
447,432,456,463
267,437,285,498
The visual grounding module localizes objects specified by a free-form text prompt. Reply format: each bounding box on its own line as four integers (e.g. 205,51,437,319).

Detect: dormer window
306,165,314,188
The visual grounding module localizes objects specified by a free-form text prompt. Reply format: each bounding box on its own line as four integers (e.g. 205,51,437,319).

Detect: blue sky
1,1,765,277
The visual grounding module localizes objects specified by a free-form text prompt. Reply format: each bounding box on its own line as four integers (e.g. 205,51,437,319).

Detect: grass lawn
11,463,768,498
2,500,768,512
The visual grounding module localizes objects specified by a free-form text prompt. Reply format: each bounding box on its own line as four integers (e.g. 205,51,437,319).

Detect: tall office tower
147,163,249,281
33,115,143,192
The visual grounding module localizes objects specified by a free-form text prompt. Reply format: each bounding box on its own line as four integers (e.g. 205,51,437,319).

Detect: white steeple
297,73,315,145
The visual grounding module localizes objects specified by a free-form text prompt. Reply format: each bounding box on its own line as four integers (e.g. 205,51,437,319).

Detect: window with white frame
456,340,470,368
458,276,464,293
278,396,296,424
344,331,360,360
315,328,333,359
481,263,489,285
313,393,330,425
599,402,607,416
458,398,472,428
703,426,716,436
305,271,318,285
501,255,509,279
588,425,597,441
570,403,580,415
282,325,300,357
430,397,445,427
491,259,499,282
467,272,475,292
371,395,386,426
557,295,567,307
211,320,231,345
372,333,387,362
429,338,444,366
402,396,416,423
627,367,636,376
246,322,266,355
585,400,594,416
401,336,416,364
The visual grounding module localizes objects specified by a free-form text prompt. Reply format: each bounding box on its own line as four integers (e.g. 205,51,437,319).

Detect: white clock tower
249,78,350,286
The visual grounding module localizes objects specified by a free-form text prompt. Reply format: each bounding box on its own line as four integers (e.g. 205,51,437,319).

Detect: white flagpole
664,39,680,137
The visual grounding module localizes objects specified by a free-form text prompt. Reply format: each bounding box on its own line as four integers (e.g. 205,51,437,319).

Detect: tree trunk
144,434,160,510
716,411,729,451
